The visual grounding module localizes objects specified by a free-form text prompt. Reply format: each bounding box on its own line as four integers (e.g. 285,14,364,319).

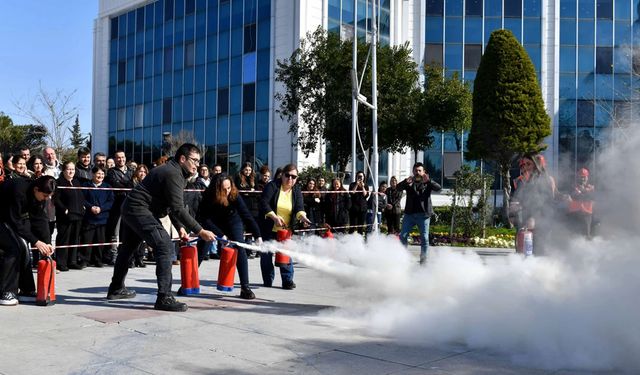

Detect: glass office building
419,0,640,184
100,0,271,174
94,0,640,181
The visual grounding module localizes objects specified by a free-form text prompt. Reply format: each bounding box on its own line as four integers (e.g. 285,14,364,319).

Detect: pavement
0,245,611,375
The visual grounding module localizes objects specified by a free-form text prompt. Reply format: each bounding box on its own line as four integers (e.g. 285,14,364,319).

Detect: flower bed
409,231,516,248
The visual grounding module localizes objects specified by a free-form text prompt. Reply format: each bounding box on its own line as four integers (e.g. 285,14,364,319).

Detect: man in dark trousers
397,162,442,265
0,176,56,306
104,150,134,264
106,143,216,312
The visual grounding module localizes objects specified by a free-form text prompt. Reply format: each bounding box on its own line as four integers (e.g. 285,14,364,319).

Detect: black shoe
107,287,137,300
68,263,82,270
135,260,146,268
240,287,255,300
282,281,296,290
154,294,188,312
57,265,69,272
263,282,272,287
176,287,185,296
203,255,210,261
93,262,104,268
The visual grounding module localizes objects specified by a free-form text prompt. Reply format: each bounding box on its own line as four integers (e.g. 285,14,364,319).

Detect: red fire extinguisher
180,241,200,295
36,256,56,306
321,229,334,239
516,228,534,256
274,229,292,267
217,246,238,292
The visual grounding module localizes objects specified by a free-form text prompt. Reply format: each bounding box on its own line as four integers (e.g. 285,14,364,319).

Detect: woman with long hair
197,175,262,299
511,153,556,255
27,155,46,179
323,178,351,233
259,164,311,289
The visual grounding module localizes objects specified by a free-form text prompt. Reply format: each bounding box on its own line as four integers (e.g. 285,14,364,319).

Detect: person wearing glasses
0,176,56,306
259,163,311,290
106,143,216,312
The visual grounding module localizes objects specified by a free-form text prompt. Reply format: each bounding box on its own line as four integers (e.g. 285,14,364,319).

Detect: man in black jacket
106,143,216,312
0,176,56,306
397,162,442,265
104,150,134,265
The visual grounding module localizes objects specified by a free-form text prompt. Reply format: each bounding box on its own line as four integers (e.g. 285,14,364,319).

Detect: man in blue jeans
397,162,442,265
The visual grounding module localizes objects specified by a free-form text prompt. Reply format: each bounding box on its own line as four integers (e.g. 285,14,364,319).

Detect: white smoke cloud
277,124,640,374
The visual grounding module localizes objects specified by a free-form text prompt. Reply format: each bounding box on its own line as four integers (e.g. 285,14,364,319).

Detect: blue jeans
399,213,431,257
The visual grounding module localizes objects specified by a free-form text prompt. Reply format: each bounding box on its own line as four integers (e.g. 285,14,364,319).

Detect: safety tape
56,185,371,194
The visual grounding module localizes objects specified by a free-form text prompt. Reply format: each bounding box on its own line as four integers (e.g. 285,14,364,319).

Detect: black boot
154,294,188,312
240,286,255,300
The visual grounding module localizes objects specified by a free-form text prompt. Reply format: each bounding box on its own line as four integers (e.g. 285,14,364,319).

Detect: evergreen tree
69,114,87,149
466,30,551,224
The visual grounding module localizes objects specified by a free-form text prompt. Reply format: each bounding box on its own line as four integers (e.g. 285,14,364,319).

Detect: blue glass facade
421,0,640,184
108,0,271,174
557,0,640,173
328,0,391,44
424,0,544,184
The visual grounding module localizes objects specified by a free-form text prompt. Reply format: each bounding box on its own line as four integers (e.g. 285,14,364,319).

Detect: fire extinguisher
179,241,200,295
36,256,56,306
217,246,238,292
274,229,292,267
516,228,534,257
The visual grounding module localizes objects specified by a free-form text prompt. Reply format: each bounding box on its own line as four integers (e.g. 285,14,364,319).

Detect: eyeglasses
284,172,298,180
188,156,200,164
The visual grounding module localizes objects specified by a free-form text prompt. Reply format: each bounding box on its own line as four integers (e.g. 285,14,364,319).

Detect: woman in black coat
259,164,311,289
323,178,351,233
197,175,262,299
54,161,86,271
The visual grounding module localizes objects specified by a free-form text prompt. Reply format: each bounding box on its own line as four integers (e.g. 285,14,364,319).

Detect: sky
0,0,98,136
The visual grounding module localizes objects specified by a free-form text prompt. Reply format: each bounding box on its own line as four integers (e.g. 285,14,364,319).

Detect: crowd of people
0,145,595,309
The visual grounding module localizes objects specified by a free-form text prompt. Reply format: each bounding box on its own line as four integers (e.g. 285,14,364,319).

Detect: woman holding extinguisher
259,164,311,290
197,174,262,299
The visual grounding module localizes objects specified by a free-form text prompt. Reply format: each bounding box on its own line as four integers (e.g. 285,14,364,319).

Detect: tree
69,115,87,149
0,112,22,154
397,64,473,160
467,30,551,224
275,27,420,171
13,83,79,156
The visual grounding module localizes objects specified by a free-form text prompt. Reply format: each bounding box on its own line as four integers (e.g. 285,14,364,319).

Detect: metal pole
371,0,379,233
352,0,358,183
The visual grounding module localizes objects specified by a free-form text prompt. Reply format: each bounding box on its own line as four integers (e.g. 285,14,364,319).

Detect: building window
164,47,173,72
466,0,483,16
185,42,195,67
425,43,443,66
243,52,257,84
596,0,613,19
135,104,144,128
165,0,174,21
163,98,172,124
243,83,255,112
218,87,229,115
244,24,257,53
118,60,126,84
135,55,144,79
504,0,522,18
117,108,126,130
136,8,144,32
464,44,482,70
186,0,195,15
426,0,444,15
577,100,594,127
595,47,613,74
111,18,118,40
